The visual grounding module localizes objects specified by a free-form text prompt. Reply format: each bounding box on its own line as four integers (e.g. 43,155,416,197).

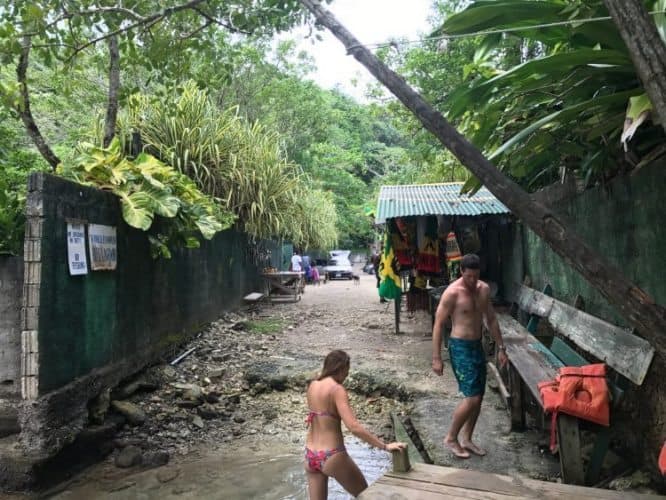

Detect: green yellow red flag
378,231,402,300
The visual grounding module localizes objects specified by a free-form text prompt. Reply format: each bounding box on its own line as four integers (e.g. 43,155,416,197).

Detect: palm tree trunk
603,0,666,134
298,0,666,356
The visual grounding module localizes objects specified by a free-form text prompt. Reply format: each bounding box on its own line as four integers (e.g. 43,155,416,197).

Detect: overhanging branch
64,0,208,60
16,37,60,169
103,35,120,148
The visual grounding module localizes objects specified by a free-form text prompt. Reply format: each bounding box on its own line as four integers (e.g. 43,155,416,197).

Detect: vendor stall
375,183,512,334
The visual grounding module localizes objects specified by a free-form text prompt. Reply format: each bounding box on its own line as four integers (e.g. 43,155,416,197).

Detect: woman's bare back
306,378,345,449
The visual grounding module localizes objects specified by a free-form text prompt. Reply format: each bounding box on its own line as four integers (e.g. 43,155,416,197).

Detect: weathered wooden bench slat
498,314,561,405
549,336,588,367
518,286,655,385
501,285,655,486
548,299,654,385
518,286,554,318
243,292,264,302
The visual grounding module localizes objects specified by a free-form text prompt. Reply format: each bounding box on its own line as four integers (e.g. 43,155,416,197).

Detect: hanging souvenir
416,236,440,273
445,232,462,261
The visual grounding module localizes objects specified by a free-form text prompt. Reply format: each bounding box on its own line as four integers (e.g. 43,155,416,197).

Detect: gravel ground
37,268,659,498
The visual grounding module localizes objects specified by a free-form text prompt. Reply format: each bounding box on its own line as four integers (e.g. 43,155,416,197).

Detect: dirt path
40,266,563,499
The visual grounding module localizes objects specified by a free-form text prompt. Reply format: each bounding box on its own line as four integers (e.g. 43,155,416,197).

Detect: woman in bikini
305,350,406,499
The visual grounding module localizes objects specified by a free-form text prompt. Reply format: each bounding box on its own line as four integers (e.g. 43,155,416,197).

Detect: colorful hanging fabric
445,232,462,261
416,236,440,273
538,363,610,452
395,217,409,236
379,232,402,300
416,217,440,273
392,232,412,267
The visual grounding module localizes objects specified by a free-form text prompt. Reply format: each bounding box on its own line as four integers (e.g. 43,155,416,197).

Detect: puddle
47,437,391,499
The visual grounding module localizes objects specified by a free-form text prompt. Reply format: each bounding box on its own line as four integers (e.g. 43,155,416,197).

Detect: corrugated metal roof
375,183,510,223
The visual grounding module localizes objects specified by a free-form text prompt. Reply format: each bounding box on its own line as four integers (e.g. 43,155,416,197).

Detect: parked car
324,250,353,280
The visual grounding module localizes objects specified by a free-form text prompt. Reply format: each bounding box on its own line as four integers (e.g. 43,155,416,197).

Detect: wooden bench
243,292,266,312
498,285,655,486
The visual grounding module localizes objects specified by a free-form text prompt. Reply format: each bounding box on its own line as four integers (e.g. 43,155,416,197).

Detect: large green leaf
141,184,180,218
447,48,633,119
194,214,223,240
489,89,640,160
440,1,568,35
621,94,654,148
118,191,154,231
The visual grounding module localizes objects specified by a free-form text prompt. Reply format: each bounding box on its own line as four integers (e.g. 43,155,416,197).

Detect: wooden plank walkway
360,463,661,499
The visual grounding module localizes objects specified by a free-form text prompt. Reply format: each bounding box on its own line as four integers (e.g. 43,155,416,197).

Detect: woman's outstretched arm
333,385,406,451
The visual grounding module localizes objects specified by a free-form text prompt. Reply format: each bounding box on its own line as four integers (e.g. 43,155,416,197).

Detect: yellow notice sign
88,224,117,271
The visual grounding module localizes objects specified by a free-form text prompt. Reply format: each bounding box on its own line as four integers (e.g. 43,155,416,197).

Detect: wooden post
526,284,552,334
557,414,585,485
487,361,511,410
392,445,411,473
508,364,525,431
394,293,401,335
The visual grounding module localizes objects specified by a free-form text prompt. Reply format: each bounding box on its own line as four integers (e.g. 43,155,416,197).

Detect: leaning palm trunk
298,0,666,356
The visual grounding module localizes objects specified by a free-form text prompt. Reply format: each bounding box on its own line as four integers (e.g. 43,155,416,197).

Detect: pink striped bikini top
305,409,340,426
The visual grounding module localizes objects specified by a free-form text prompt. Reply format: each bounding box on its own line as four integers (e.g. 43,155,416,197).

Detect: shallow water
49,437,391,499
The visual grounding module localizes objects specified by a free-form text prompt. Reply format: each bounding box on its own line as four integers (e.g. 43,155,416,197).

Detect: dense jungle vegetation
1,0,664,255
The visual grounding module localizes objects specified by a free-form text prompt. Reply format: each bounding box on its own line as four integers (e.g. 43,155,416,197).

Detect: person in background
371,250,386,303
291,250,302,272
311,265,321,285
303,254,312,283
431,253,508,459
305,350,406,499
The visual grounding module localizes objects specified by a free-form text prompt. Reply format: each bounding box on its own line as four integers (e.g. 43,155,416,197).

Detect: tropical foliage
113,81,338,249
0,107,49,255
434,0,666,192
57,139,235,258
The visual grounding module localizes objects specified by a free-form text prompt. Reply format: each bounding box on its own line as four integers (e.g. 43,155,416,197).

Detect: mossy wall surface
505,161,665,478
33,174,276,393
521,161,665,323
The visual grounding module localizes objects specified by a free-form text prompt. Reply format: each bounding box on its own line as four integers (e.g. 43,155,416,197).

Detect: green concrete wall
33,173,281,393
520,161,665,324
506,160,666,475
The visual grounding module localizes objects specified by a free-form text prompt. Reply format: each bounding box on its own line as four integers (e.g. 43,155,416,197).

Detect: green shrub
57,139,236,258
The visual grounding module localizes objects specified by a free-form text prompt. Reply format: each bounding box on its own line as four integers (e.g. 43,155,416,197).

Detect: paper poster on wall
67,222,88,275
88,224,117,271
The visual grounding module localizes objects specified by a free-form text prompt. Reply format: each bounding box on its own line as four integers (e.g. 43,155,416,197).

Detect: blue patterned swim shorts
448,337,486,397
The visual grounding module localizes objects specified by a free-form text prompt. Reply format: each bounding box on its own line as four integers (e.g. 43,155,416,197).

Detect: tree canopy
0,0,420,254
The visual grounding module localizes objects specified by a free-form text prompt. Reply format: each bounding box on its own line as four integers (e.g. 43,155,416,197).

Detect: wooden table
261,271,304,302
360,463,661,499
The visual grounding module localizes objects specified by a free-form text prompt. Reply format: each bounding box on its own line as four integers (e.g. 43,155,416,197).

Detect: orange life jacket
538,363,610,452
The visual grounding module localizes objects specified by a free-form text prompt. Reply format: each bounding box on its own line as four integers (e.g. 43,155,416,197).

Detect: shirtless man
432,253,508,458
